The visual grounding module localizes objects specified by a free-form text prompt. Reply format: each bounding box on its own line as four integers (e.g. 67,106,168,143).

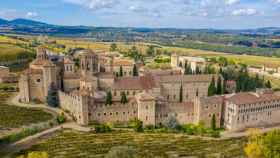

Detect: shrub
56,113,66,124
95,124,112,133
129,118,143,132
16,151,48,158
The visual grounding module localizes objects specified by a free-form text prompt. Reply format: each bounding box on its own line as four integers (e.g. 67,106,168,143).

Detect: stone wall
58,91,89,125
88,101,138,124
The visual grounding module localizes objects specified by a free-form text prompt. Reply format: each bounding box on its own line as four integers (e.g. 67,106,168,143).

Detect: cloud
225,0,239,5
231,8,258,16
0,9,20,19
63,0,119,10
26,12,38,18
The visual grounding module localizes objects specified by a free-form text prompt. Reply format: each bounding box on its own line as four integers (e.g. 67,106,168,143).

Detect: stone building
224,89,280,131
171,54,206,73
0,66,18,83
19,48,280,131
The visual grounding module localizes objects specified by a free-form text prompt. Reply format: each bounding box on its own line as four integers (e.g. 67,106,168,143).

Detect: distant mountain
8,18,50,27
0,18,8,25
0,18,280,37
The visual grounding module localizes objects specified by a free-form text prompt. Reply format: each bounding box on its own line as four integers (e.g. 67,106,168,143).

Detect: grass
0,92,53,129
15,130,246,158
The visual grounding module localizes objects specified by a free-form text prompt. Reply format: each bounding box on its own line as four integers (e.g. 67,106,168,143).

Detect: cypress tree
133,64,138,76
179,61,183,68
216,76,222,95
119,66,123,77
106,91,113,105
46,83,58,107
211,114,216,130
121,92,128,104
265,80,272,89
195,65,200,74
208,77,216,96
179,84,183,102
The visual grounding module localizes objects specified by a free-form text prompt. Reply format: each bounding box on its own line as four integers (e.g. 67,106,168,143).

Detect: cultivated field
16,130,246,158
0,92,53,129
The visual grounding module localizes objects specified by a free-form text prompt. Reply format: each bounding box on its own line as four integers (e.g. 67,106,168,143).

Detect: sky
0,0,280,29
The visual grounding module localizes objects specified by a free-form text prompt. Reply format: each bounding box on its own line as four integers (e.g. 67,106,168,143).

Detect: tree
17,152,48,158
244,129,263,158
164,114,180,130
184,63,192,75
265,80,272,89
106,91,113,105
195,65,201,74
146,45,155,56
110,43,117,51
179,61,183,68
133,64,138,76
211,114,216,130
216,76,223,95
121,92,128,104
208,77,216,96
119,66,123,77
46,83,58,107
129,118,143,132
57,112,66,124
179,84,183,102
105,146,137,158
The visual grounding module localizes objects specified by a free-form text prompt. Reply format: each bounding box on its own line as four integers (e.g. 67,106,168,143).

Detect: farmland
0,92,53,129
15,130,246,158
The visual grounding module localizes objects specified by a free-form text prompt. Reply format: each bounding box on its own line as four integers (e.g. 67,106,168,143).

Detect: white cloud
225,0,239,5
63,0,119,10
231,8,258,16
26,12,38,18
0,9,20,19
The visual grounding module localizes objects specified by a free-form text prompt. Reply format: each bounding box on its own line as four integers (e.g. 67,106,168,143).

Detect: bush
56,113,66,124
95,124,112,133
129,118,143,132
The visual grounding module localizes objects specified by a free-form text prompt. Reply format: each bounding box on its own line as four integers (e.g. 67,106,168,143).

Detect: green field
16,130,246,158
0,92,53,129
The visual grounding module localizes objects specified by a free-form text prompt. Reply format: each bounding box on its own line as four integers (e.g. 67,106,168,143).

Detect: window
36,79,41,83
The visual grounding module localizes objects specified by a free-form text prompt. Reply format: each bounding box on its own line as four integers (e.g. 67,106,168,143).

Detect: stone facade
19,48,280,131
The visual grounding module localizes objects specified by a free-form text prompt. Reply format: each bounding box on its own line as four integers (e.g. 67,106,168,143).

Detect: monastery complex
18,47,280,131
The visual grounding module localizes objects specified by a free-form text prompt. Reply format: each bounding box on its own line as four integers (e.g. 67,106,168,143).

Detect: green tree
119,66,123,77
110,43,117,51
184,63,192,75
179,84,183,102
129,118,143,132
211,114,216,130
195,65,201,74
265,80,272,89
106,91,113,105
133,64,138,76
46,83,58,107
216,76,223,95
208,77,216,96
57,112,66,124
121,92,128,104
146,45,155,56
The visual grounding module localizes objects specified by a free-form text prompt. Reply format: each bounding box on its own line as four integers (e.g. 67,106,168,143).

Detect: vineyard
17,130,247,158
0,92,53,129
